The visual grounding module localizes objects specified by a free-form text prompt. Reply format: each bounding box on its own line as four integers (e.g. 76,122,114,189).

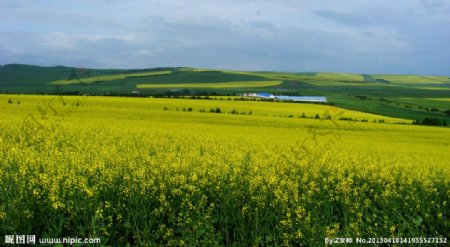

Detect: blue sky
1,0,449,75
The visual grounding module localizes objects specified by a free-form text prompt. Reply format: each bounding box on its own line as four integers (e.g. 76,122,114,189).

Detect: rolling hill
1,64,449,124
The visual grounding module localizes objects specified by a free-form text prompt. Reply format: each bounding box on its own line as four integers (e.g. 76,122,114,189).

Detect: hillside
1,64,449,123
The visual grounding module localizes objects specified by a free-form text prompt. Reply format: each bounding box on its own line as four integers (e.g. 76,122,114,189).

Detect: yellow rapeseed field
0,94,448,246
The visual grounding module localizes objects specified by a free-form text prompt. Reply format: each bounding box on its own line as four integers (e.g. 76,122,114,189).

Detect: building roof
257,92,274,98
275,96,327,102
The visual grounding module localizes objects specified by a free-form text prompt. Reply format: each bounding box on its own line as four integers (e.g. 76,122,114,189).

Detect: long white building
244,93,327,102
275,96,327,102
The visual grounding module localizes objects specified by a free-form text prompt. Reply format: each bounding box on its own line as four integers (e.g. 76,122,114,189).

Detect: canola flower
0,94,449,246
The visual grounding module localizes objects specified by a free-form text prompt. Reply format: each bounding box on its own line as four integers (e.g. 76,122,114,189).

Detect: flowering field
0,95,449,246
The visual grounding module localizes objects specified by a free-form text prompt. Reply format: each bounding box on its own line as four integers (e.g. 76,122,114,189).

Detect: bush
355,95,367,100
339,117,353,121
209,108,222,114
413,118,446,126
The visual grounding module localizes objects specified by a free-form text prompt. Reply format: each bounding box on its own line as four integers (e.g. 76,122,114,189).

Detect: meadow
49,71,172,85
371,75,450,85
0,94,448,246
2,64,449,125
136,81,282,89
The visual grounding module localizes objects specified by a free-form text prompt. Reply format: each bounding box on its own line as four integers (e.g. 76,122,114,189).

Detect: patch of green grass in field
137,81,282,89
49,70,172,85
0,64,78,87
412,86,450,91
393,98,450,110
315,73,364,82
427,98,450,102
253,72,369,86
329,95,450,122
372,75,450,84
126,71,269,84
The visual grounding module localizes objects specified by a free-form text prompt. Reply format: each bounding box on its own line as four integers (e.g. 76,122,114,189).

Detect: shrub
413,118,445,126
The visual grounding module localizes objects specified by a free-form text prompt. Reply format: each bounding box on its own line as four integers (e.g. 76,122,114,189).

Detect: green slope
0,64,449,123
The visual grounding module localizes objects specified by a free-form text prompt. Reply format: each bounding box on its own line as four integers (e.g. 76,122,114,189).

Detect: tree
415,118,443,126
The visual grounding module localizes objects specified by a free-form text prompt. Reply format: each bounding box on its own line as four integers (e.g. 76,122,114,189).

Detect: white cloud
38,33,77,50
0,0,449,75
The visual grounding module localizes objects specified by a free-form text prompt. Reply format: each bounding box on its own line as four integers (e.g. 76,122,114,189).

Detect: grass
1,64,450,124
49,70,172,85
372,75,450,84
392,98,450,110
136,81,282,89
123,71,268,84
315,73,364,82
329,96,449,123
412,86,450,91
427,98,450,102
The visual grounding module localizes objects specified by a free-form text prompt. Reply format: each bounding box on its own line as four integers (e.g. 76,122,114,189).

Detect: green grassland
372,75,450,84
49,70,172,85
0,94,448,245
137,81,282,89
392,98,450,109
315,73,364,82
1,64,449,124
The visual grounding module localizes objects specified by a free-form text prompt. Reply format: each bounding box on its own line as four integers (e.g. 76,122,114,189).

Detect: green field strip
372,75,450,84
426,98,450,102
315,73,364,82
136,80,282,89
49,70,172,85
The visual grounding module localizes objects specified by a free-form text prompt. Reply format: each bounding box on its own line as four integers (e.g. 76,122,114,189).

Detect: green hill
1,64,449,123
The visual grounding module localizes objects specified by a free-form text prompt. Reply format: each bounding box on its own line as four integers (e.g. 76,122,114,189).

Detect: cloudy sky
1,0,449,75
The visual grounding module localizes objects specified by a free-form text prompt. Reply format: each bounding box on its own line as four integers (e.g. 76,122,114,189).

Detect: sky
1,0,449,75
